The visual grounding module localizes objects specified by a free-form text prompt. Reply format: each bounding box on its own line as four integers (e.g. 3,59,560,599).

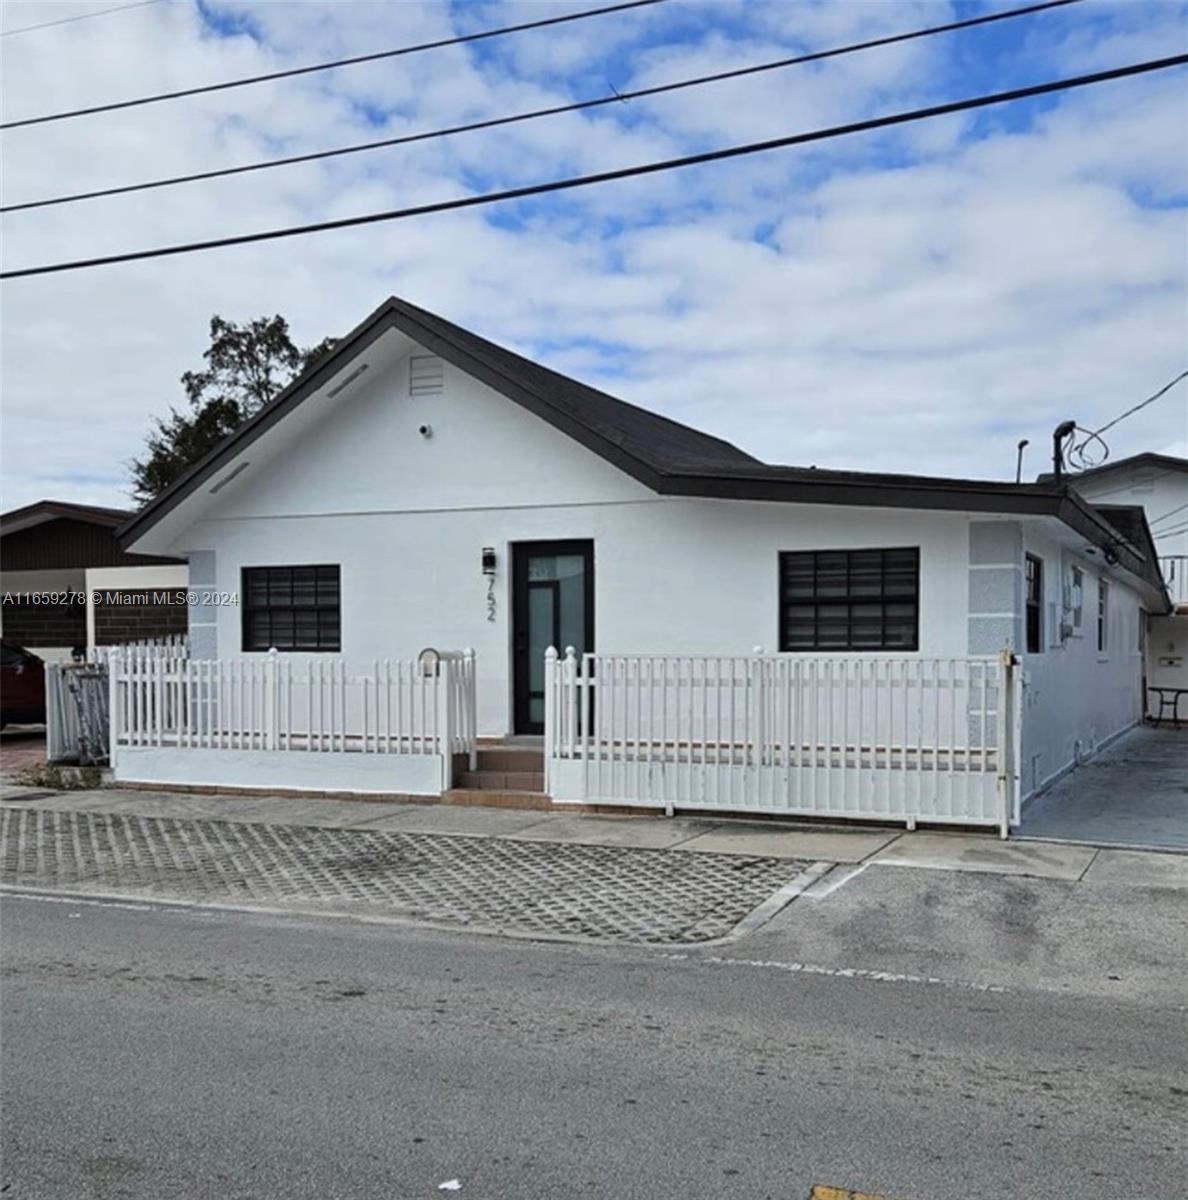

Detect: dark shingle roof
1037,451,1188,484
114,295,1173,612
386,296,759,474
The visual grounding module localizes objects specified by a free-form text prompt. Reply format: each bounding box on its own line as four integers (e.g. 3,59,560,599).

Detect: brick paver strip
0,806,809,945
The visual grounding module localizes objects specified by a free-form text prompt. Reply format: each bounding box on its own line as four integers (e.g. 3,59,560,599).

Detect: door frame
511,539,594,735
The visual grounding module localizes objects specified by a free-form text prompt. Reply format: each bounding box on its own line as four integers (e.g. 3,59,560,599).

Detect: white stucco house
110,296,1171,828
1041,452,1188,715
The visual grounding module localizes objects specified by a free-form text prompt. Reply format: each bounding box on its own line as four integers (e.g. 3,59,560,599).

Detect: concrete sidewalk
3,782,1184,889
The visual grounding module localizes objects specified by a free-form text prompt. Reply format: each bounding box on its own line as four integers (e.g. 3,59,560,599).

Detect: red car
1,641,46,727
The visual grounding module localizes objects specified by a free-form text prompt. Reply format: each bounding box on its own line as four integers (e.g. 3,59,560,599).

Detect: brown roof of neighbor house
0,499,132,536
1,499,181,570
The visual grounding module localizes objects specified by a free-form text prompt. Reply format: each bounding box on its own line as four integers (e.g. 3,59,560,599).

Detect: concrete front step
474,747,544,773
456,770,545,793
441,788,556,811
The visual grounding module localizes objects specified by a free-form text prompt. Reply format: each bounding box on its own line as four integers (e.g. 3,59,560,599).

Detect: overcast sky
1,0,1185,512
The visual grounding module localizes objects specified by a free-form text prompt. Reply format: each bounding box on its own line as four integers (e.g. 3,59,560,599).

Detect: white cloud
0,0,1185,511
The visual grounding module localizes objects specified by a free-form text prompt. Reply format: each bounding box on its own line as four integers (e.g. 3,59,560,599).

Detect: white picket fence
90,634,188,668
109,649,477,795
544,649,1021,832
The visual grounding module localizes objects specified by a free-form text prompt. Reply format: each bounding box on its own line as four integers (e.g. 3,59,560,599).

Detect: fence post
108,651,122,775
543,646,558,797
752,648,767,771
996,647,1019,839
464,647,478,771
436,658,454,793
267,648,280,751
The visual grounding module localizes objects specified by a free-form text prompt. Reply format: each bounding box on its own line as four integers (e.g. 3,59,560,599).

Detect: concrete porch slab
505,814,721,849
675,826,899,862
354,805,551,837
869,832,1097,880
1082,849,1188,890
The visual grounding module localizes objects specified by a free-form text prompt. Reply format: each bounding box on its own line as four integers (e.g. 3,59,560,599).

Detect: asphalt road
2,889,1185,1200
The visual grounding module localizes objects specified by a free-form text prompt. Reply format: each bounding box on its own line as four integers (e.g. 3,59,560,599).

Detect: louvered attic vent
409,355,444,396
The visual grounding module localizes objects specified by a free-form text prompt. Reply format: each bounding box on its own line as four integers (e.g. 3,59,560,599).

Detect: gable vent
409,355,444,396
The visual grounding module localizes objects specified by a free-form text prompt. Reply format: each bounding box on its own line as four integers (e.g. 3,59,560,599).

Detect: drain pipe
1051,420,1076,483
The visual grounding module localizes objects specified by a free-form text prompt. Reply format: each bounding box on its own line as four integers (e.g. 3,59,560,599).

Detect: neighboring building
0,500,188,661
1042,453,1188,711
116,296,1171,808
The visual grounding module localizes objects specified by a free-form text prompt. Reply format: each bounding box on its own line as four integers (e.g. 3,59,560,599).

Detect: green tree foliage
131,315,336,503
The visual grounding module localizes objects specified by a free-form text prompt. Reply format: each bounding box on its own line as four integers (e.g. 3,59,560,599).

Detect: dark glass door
512,540,593,735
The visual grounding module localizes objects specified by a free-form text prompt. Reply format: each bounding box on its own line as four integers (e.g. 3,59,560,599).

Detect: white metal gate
544,649,1021,832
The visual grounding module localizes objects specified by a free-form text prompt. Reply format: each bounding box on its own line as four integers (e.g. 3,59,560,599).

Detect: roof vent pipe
1051,420,1076,483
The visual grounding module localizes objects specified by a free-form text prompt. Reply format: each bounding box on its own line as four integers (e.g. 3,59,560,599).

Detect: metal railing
544,649,1020,832
1158,556,1188,606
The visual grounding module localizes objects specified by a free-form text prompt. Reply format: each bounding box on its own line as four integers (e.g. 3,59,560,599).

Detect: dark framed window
1097,578,1109,654
1025,554,1043,653
779,548,919,651
242,565,340,651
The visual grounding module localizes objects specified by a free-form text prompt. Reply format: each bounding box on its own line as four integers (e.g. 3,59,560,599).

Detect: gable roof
1037,451,1188,485
116,295,758,550
115,295,1171,611
1,499,132,537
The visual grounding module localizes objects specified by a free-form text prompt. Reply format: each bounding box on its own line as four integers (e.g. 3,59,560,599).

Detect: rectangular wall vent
409,355,444,396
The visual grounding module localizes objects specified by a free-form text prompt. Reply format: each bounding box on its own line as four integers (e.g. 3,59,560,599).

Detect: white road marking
799,862,869,900
661,952,1008,993
1,890,157,913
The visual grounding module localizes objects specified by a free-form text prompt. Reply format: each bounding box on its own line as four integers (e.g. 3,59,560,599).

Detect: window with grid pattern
1025,554,1044,653
241,565,340,652
779,548,919,651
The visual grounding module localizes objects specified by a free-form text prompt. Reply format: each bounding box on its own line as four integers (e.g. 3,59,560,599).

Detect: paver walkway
0,804,810,944
2,775,1183,946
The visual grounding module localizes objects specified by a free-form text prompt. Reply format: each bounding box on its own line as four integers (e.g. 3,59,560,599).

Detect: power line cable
3,53,1184,281
1089,369,1188,438
1149,502,1188,527
0,0,1085,215
0,0,165,38
0,0,668,130
1068,369,1188,469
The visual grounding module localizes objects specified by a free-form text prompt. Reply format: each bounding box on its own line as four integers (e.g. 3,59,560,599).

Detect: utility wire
4,53,1185,281
0,0,1086,215
1087,369,1188,439
1149,502,1188,527
1066,369,1188,470
0,0,165,38
0,0,668,130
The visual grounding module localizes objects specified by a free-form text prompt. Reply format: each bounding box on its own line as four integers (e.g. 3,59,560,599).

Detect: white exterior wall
1066,460,1187,704
1069,460,1188,570
164,351,976,736
1018,524,1144,798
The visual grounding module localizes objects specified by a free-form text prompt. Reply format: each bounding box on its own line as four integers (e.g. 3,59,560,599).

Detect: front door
512,540,594,735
